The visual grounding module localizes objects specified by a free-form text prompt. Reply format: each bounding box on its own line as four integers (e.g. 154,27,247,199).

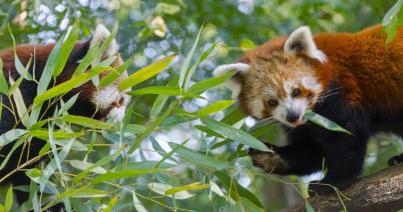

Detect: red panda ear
91,24,119,57
213,63,250,99
284,26,327,63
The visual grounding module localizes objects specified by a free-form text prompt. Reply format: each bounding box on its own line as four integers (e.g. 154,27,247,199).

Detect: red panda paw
248,146,289,174
388,153,403,166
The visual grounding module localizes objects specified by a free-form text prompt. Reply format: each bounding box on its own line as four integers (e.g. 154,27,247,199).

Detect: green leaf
303,110,351,134
0,129,27,147
61,115,114,130
37,21,80,94
91,168,161,184
178,26,202,88
34,66,110,105
130,86,186,96
194,125,224,138
148,183,193,200
5,185,13,212
0,58,8,94
240,38,255,50
165,182,210,195
201,118,270,152
53,21,80,77
99,57,133,87
29,130,84,140
9,76,29,127
168,142,229,170
197,100,235,117
68,160,107,174
119,54,176,90
306,202,315,212
128,101,177,154
8,25,32,81
155,3,181,15
58,188,108,198
382,0,403,43
103,196,119,212
182,42,216,90
189,71,236,94
73,145,126,183
132,191,147,212
215,171,264,209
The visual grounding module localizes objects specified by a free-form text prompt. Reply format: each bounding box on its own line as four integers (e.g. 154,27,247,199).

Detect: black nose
286,111,299,123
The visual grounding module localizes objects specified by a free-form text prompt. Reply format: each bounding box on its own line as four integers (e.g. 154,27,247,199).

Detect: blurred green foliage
0,0,402,211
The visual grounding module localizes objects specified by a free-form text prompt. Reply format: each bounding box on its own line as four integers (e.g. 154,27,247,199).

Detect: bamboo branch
282,163,403,212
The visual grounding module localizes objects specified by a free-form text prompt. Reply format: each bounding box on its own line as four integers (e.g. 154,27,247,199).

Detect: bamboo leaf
201,118,270,152
0,129,27,147
178,26,202,88
130,86,186,96
165,182,210,195
58,188,108,198
215,171,264,209
148,183,193,199
73,145,126,183
119,54,176,90
69,160,107,174
61,115,114,130
99,58,133,87
5,185,13,212
189,71,235,94
0,58,8,94
9,76,29,127
197,100,235,118
168,142,229,170
91,168,161,184
37,21,80,94
29,130,84,140
303,110,351,134
34,66,110,105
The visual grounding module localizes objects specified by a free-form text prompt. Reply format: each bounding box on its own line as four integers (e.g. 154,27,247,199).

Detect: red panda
0,24,130,205
214,25,403,195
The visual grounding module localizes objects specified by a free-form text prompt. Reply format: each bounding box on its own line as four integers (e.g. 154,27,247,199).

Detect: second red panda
214,25,403,195
0,24,130,205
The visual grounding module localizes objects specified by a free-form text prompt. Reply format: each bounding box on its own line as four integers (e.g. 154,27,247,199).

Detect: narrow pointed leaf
119,54,176,90
201,118,270,152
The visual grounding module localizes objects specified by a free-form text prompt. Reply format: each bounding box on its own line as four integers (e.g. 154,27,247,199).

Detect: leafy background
0,0,402,211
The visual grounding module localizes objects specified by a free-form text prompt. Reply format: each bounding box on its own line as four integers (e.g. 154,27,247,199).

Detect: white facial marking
92,86,131,122
106,94,131,122
213,63,250,76
284,26,327,63
91,24,119,57
93,86,121,110
301,76,322,93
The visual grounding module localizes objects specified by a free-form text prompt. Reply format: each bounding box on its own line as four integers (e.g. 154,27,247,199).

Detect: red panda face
214,26,326,127
87,25,131,122
238,54,322,127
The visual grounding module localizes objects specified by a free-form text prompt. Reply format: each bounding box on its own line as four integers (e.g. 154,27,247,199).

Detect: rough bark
282,163,403,212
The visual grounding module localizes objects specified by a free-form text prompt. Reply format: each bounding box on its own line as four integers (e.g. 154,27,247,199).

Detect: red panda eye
119,96,125,105
292,88,301,97
267,99,278,107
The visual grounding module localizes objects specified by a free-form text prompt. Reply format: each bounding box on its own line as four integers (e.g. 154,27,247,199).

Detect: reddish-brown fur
239,25,403,115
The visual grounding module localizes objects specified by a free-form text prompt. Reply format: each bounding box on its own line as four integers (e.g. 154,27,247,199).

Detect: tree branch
282,163,403,212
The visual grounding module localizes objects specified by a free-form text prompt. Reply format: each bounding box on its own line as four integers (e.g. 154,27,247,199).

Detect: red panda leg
308,130,368,196
388,153,403,166
249,125,323,176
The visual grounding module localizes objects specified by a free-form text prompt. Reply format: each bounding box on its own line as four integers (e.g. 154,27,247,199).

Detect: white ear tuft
213,63,250,76
284,26,327,63
91,24,119,56
213,63,250,99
